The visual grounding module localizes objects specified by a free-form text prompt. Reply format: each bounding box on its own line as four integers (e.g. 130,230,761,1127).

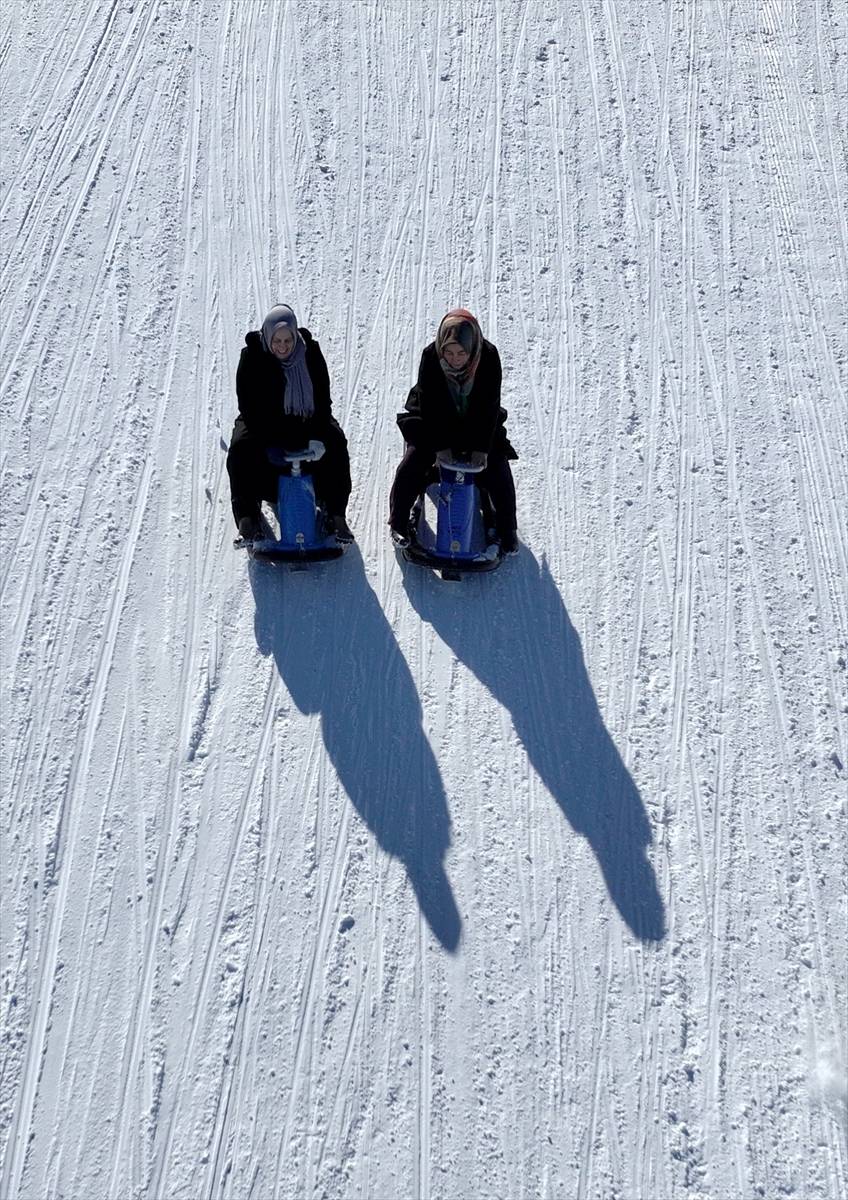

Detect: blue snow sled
239,442,345,564
401,452,503,581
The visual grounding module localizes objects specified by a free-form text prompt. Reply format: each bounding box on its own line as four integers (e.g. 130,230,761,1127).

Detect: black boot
238,515,262,542
329,514,354,544
389,516,412,548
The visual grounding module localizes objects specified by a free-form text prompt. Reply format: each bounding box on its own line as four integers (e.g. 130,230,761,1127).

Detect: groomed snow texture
2,2,847,1198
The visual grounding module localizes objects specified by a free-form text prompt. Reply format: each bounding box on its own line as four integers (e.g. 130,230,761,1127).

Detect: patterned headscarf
436,309,482,405
260,304,315,418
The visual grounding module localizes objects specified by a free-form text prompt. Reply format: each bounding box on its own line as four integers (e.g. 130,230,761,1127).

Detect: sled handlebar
267,440,326,467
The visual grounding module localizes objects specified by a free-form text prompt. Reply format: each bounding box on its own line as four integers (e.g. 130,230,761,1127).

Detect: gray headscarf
260,304,315,418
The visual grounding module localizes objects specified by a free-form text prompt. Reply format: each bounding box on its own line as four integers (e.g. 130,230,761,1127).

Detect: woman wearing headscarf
389,309,518,553
227,304,353,543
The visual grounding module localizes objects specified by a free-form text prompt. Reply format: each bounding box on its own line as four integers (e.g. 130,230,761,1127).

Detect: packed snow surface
2,2,846,1198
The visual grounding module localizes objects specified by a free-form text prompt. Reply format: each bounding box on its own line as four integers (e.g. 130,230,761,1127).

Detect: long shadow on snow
402,549,666,943
249,547,461,952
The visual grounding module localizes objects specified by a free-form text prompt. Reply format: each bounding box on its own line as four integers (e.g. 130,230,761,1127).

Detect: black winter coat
235,328,341,447
397,340,517,458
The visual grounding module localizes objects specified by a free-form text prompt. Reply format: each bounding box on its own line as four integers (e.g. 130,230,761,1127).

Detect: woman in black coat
389,309,518,553
227,305,352,542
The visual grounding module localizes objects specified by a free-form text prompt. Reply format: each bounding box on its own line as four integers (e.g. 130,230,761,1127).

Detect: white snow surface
2,2,847,1198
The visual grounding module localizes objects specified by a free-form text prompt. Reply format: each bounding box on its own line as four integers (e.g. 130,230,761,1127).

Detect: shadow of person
249,546,461,952
402,549,666,943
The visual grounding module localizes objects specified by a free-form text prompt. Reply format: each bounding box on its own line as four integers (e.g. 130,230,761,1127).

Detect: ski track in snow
1,2,846,1198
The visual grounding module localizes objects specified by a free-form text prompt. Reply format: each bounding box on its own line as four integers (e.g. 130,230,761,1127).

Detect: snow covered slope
2,1,846,1197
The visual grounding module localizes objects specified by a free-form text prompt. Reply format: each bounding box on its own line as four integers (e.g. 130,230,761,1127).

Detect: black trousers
227,418,352,526
389,444,517,536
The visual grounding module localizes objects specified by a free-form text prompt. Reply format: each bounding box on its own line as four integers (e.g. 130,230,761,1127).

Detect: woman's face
270,326,296,360
442,341,470,370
